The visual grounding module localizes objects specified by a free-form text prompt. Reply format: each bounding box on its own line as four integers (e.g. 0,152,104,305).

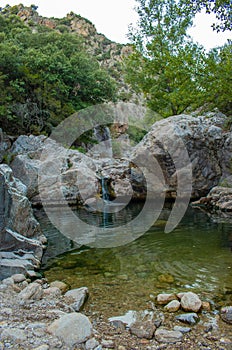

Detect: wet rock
176,313,199,325
17,282,43,301
164,300,180,312
47,312,92,347
155,327,183,343
158,274,174,283
157,293,177,305
50,280,69,293
220,306,232,324
64,287,89,311
85,337,100,350
180,292,202,312
1,328,27,342
202,301,211,311
129,321,156,339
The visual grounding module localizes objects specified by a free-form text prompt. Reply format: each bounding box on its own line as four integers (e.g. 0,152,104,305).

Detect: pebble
164,300,180,312
155,327,183,343
17,282,43,301
101,339,115,348
157,293,177,305
220,306,232,324
85,337,99,350
130,320,156,339
180,292,202,312
50,280,69,293
175,313,199,325
1,328,27,342
173,326,191,333
65,287,89,311
34,346,49,350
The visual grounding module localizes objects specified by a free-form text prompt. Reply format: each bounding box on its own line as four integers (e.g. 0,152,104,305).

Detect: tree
126,0,207,117
182,0,232,32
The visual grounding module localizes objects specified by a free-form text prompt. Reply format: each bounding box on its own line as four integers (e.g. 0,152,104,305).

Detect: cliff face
0,4,134,100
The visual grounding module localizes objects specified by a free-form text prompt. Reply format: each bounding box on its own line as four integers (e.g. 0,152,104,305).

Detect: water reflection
36,203,232,316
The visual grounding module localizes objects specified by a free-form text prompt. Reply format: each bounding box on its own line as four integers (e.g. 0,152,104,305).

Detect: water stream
36,203,232,317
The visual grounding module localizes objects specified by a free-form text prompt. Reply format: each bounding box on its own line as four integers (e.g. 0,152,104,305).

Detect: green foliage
126,0,232,117
0,9,117,135
181,0,232,32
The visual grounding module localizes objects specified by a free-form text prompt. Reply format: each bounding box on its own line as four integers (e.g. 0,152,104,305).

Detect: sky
1,0,231,50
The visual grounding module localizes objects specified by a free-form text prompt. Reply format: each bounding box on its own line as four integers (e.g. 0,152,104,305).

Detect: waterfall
101,177,109,201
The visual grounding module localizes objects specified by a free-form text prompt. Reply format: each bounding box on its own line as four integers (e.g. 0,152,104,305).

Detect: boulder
0,164,45,279
47,312,92,347
180,292,202,312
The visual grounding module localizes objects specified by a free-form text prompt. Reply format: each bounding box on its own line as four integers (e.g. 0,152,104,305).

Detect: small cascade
101,177,109,202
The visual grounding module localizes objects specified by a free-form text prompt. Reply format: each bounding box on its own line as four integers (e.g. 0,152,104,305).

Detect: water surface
36,203,232,317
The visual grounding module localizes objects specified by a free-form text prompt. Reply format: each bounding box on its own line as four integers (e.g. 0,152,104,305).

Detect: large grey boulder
0,164,45,279
131,112,230,199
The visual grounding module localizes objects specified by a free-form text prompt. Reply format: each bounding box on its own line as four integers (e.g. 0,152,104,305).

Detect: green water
37,204,232,317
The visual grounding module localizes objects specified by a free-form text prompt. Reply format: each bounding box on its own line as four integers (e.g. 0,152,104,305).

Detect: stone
101,339,114,348
155,328,183,343
180,292,202,312
129,321,156,339
17,282,43,301
43,287,61,298
34,346,49,350
221,306,232,324
0,164,45,279
202,301,211,311
64,287,89,311
158,274,174,283
2,277,14,286
85,337,99,350
1,328,27,342
164,300,180,312
157,293,177,305
173,326,191,333
11,274,26,283
47,312,92,347
50,280,69,293
175,313,199,325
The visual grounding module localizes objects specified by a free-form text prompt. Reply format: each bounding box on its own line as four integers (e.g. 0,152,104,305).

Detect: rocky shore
0,275,231,349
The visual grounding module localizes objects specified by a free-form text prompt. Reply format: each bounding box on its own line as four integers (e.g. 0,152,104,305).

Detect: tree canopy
125,0,231,117
0,12,117,135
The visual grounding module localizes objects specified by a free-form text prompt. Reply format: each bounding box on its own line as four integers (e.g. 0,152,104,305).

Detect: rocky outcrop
130,111,231,199
193,186,232,211
0,164,46,279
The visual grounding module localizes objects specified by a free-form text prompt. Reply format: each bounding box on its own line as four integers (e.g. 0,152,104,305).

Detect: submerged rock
64,287,89,311
129,321,156,339
157,293,177,305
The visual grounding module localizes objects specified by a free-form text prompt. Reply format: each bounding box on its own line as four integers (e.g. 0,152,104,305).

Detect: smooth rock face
164,300,180,312
180,292,202,312
176,313,199,325
157,293,177,305
129,321,156,339
155,328,183,343
47,312,92,347
221,306,232,324
64,287,89,311
0,164,45,279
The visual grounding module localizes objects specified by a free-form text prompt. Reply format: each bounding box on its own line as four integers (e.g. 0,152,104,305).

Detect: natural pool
35,203,232,318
